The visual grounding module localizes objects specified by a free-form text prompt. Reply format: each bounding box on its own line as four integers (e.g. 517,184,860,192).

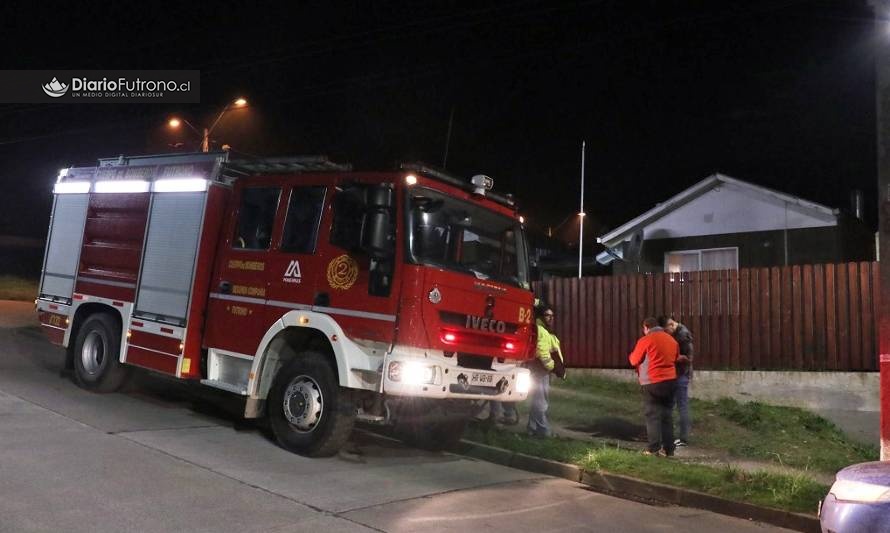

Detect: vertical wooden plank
781,266,794,369
749,268,761,369
710,270,721,368
721,270,731,368
571,277,581,367
758,268,770,368
621,275,630,366
848,263,862,370
826,263,838,370
802,264,815,370
586,277,595,367
713,270,724,368
628,274,637,364
645,274,655,318
837,264,850,371
731,269,741,369
601,276,615,368
612,274,622,368
860,262,874,373
873,262,882,372
697,271,709,369
595,276,604,367
665,273,672,317
720,270,730,368
792,265,804,369
653,273,663,319
689,271,702,368
739,269,750,370
813,264,826,370
770,267,782,369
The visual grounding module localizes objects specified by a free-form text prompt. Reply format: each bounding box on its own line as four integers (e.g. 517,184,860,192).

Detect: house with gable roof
596,173,873,274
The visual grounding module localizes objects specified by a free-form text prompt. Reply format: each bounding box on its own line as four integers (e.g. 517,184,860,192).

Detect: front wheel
72,313,130,392
268,351,355,457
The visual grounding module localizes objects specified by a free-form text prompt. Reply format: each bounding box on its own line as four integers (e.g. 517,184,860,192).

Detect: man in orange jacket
628,317,679,456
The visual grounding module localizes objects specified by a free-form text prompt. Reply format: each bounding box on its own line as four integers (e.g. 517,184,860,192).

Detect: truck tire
72,313,130,393
268,351,355,457
394,399,470,451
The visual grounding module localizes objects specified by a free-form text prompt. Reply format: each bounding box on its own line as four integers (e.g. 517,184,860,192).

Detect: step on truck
36,152,535,456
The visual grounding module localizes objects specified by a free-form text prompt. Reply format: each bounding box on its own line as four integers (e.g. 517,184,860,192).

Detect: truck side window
233,187,280,250
281,186,326,253
329,186,364,251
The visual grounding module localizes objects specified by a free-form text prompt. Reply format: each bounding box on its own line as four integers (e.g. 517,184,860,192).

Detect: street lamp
168,97,248,153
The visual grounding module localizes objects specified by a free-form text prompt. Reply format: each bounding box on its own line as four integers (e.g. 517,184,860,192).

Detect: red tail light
441,331,458,344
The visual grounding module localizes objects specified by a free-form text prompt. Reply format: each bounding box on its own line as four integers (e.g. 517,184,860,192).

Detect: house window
664,247,738,273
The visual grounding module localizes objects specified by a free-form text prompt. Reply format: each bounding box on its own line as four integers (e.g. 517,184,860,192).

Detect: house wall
641,182,836,240
613,223,874,274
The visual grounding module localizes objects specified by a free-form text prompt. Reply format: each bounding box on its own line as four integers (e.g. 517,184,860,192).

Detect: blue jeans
527,372,551,436
491,401,518,422
673,375,690,442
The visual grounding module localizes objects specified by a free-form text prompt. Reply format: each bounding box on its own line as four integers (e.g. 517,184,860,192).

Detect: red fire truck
36,152,534,456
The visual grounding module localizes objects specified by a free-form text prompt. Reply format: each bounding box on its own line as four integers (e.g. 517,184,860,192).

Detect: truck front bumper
382,351,530,401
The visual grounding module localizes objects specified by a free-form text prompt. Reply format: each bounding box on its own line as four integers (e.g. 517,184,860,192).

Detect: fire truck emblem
327,255,359,290
283,260,302,284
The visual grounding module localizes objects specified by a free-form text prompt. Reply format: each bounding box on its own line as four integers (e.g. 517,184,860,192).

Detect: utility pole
442,106,455,169
578,141,586,279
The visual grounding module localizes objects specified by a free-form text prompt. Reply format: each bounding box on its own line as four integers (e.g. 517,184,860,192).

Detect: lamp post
168,97,248,153
578,140,586,278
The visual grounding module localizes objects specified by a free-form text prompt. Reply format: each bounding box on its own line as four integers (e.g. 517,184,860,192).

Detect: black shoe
674,439,688,447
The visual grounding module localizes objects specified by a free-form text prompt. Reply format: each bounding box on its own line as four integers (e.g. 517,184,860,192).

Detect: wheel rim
282,375,323,432
81,330,106,376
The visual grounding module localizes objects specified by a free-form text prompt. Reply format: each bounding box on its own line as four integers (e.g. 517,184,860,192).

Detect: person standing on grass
660,315,694,447
629,317,678,456
527,304,566,437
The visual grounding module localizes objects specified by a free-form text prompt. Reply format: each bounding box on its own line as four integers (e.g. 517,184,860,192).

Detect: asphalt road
0,301,791,533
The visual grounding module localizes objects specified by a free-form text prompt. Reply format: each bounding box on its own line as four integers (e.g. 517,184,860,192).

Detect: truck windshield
407,187,530,288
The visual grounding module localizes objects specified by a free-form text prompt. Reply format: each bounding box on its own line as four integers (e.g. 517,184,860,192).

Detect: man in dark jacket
661,315,694,447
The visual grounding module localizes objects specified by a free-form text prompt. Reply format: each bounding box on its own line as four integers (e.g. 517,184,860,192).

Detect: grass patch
539,374,877,474
0,276,38,301
465,426,827,515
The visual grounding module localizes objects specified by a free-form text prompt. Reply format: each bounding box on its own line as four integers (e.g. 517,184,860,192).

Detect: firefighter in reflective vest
527,304,566,437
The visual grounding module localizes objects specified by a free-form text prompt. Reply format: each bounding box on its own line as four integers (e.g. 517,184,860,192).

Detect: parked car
820,461,890,532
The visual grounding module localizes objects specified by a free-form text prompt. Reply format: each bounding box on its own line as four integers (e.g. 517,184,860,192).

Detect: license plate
470,372,494,386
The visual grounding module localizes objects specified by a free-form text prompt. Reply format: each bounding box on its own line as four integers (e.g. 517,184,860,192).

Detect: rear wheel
268,351,355,457
394,399,471,451
72,313,130,392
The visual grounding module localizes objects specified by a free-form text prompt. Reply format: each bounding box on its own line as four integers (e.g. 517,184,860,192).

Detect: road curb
458,439,820,533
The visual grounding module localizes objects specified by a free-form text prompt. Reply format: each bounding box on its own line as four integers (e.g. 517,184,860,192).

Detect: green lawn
464,426,826,514
0,276,38,301
463,373,879,514
548,374,878,474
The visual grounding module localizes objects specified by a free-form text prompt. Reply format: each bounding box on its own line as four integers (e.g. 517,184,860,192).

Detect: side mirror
361,184,395,259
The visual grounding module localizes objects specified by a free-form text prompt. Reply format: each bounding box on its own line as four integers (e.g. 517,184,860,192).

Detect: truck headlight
388,361,437,385
516,371,531,394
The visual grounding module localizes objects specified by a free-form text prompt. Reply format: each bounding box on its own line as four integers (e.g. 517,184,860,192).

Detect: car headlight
515,371,531,394
830,479,890,503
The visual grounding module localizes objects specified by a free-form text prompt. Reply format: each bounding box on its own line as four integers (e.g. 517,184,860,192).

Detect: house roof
596,173,840,249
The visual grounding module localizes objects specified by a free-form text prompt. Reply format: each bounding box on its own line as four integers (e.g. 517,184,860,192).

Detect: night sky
0,1,878,246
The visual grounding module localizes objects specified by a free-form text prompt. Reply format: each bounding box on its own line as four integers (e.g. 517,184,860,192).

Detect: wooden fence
533,262,879,371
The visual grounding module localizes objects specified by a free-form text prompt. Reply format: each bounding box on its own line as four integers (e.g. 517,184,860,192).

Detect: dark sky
0,1,878,244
